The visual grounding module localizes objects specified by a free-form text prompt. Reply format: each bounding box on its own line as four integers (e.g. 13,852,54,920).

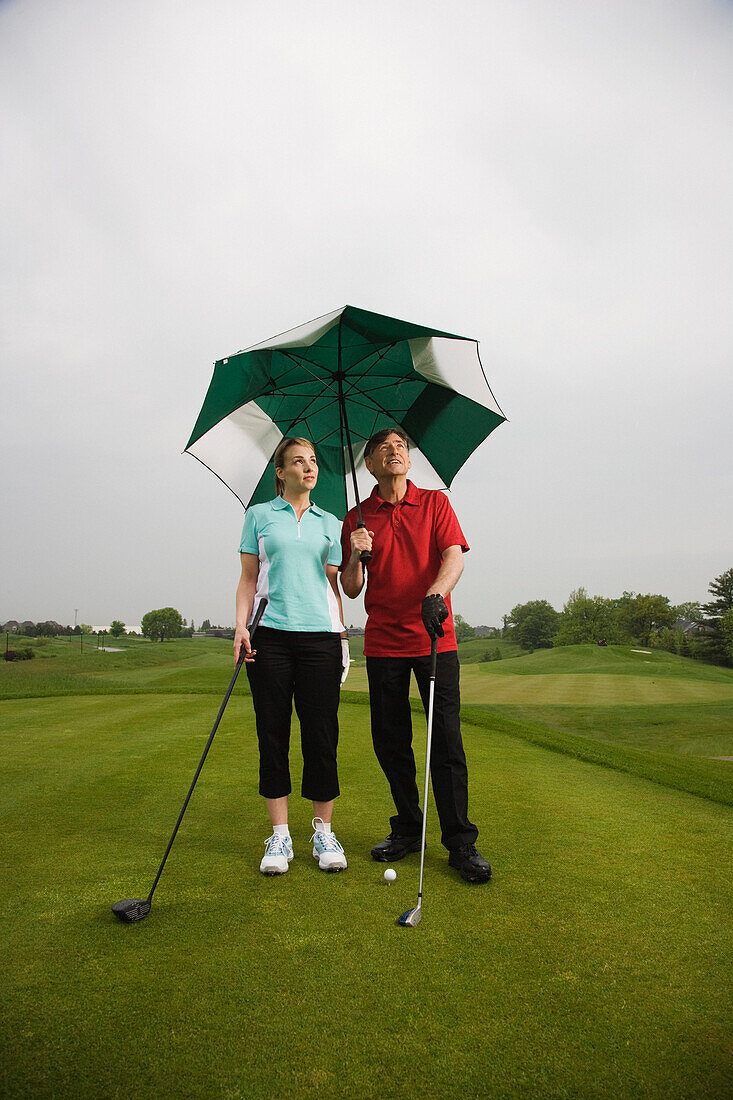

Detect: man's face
365,433,411,479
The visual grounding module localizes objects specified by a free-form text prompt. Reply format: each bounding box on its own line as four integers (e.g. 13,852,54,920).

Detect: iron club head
397,904,422,927
112,898,152,923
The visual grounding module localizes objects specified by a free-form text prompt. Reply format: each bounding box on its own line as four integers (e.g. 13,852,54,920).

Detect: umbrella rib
279,340,401,384
262,341,406,397
343,340,401,373
277,350,340,393
254,339,421,444
341,377,420,399
338,371,419,413
304,391,411,442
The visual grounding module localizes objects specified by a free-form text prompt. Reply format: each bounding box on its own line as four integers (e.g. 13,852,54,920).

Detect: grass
344,645,733,805
1,639,732,1097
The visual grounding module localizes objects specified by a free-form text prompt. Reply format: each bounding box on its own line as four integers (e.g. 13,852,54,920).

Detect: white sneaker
260,832,294,875
311,818,347,872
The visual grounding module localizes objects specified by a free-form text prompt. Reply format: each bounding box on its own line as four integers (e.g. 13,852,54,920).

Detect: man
340,428,491,883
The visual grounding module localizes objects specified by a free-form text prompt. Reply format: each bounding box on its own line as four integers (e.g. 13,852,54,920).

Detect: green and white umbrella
185,305,506,520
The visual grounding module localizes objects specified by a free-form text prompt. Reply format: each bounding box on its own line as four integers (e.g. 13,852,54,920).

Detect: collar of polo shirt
366,479,421,511
271,496,324,517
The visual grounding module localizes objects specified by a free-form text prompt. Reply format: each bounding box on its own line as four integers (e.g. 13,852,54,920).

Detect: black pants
366,651,478,851
246,627,342,801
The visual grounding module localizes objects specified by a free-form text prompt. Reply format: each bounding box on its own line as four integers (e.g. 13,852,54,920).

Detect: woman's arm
328,564,352,685
326,565,346,635
234,553,260,663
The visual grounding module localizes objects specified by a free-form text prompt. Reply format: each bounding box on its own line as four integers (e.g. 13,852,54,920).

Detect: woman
234,437,349,875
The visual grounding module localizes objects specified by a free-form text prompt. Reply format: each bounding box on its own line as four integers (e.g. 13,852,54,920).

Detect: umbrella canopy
185,305,506,519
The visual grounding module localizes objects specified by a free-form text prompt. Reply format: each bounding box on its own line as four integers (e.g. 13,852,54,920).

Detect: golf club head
112,898,151,923
397,904,422,927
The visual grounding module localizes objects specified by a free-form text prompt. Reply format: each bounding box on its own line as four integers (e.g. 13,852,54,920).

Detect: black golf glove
421,594,448,639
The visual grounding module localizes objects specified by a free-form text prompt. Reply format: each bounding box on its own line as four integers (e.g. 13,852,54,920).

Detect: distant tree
474,625,498,638
201,618,211,632
704,569,733,613
507,599,559,650
35,621,61,637
672,601,701,622
141,607,183,643
454,614,476,643
80,624,94,635
109,621,126,637
616,593,674,646
699,568,733,665
554,588,620,646
720,609,733,666
649,627,684,655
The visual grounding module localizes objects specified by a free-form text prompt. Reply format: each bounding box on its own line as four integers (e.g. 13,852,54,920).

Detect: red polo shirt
340,481,469,658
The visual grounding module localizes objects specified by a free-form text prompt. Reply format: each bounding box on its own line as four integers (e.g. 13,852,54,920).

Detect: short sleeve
434,494,469,555
326,513,342,566
239,508,259,555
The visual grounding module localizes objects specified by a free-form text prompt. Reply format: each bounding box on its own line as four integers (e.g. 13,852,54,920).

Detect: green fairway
348,664,733,705
1,640,732,1097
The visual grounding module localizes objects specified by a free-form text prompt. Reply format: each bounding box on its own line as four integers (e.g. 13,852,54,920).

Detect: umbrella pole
336,335,372,563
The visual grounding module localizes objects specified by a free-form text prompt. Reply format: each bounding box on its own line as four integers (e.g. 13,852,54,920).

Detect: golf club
112,597,268,923
397,633,438,928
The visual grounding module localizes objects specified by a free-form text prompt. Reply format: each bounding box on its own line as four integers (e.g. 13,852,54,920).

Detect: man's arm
426,544,464,599
340,527,373,599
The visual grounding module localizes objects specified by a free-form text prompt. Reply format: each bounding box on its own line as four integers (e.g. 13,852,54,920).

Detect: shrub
4,648,36,661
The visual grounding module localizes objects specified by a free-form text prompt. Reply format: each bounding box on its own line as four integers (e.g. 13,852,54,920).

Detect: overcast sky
2,0,731,631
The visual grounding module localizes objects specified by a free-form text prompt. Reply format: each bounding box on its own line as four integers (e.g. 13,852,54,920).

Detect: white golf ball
384,868,397,882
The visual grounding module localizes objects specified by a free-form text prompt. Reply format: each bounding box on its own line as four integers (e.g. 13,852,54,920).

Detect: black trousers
246,627,342,802
366,651,478,851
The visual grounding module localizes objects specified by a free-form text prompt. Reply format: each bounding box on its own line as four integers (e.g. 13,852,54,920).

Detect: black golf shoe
448,843,492,883
371,833,423,862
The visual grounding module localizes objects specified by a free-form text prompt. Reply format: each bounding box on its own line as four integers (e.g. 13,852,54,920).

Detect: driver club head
112,898,151,923
397,904,422,927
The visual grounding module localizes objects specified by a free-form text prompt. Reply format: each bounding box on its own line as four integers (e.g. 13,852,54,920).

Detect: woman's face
277,444,318,494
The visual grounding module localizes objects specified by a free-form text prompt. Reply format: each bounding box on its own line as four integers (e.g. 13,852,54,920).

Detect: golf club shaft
416,634,439,904
145,597,268,903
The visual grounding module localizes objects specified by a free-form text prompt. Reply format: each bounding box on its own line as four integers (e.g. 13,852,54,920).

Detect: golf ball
384,868,397,882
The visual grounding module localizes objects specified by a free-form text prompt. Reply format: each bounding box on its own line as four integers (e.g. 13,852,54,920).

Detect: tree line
499,568,733,667
6,569,731,666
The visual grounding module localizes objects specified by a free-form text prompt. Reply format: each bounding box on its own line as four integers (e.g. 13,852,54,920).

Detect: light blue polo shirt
239,497,344,633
